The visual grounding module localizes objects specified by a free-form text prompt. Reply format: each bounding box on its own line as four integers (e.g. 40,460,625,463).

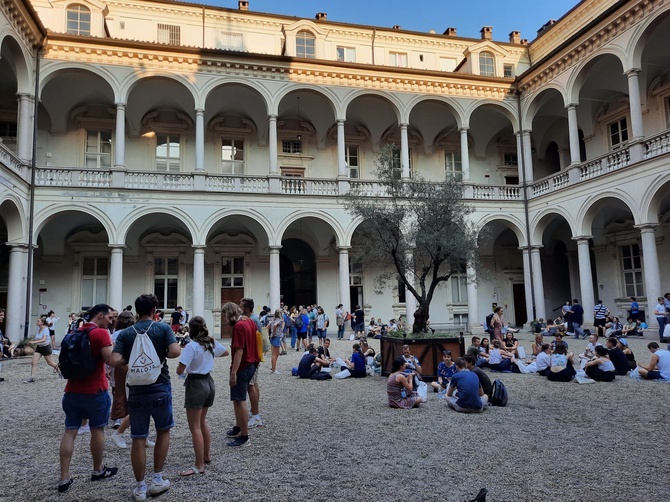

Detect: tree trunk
412,303,430,334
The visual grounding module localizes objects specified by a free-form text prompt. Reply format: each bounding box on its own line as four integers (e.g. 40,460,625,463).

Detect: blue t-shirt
351,351,366,377
297,314,309,333
437,361,457,381
449,371,482,410
631,301,639,314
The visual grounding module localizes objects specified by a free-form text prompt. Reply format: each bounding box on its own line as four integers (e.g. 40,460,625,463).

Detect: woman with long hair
23,317,59,383
387,357,423,408
269,309,284,374
177,316,228,475
110,311,137,448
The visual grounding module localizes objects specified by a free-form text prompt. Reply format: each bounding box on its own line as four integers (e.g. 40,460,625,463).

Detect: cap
618,338,628,346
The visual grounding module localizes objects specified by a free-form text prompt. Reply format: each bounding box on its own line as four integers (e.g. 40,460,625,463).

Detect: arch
641,171,670,224
0,195,26,243
405,95,465,128
274,211,345,248
473,213,526,246
522,85,569,129
576,192,639,236
343,215,367,246
118,72,198,106
200,208,273,247
200,79,271,114
530,207,577,246
32,204,115,242
464,100,519,132
273,84,341,119
39,64,120,101
628,3,670,70
341,89,404,124
0,33,33,93
566,50,628,105
116,207,197,245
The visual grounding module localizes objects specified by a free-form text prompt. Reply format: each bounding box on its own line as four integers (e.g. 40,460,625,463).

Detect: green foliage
343,144,479,333
384,330,461,339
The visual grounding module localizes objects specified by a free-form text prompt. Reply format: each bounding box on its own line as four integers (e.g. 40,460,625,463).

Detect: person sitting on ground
578,333,602,368
541,319,558,338
345,343,367,378
534,318,546,334
386,357,423,409
584,345,616,382
617,338,636,370
297,346,330,379
622,317,640,337
477,337,490,367
531,333,544,359
466,336,482,360
605,316,623,338
605,337,630,376
546,342,576,382
387,319,398,333
401,345,422,375
317,338,335,366
487,339,516,372
534,343,552,376
431,350,457,392
360,338,376,365
366,318,381,338
637,342,670,381
446,358,488,413
551,332,569,351
503,331,520,357
463,356,493,398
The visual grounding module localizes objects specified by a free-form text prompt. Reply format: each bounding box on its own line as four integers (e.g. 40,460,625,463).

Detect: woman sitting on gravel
387,357,423,409
477,337,490,367
531,333,544,359
503,332,520,357
487,339,515,372
583,345,616,381
618,338,637,369
546,342,576,382
360,338,376,366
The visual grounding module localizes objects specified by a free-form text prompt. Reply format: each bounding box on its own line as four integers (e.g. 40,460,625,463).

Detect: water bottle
400,388,407,398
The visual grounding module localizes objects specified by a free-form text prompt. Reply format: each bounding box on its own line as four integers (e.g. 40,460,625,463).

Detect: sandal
180,466,205,476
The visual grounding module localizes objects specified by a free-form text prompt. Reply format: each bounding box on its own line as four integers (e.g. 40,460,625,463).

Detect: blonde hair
221,302,241,326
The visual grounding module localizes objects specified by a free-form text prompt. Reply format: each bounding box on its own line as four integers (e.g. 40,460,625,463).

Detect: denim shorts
127,382,174,438
270,336,282,348
230,364,257,402
63,391,111,429
316,329,327,339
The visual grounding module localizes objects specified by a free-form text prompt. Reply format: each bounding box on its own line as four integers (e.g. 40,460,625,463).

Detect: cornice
1,0,45,50
519,0,660,94
45,40,516,99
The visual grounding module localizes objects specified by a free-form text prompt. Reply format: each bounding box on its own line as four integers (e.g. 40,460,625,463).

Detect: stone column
466,264,479,330
515,132,524,182
16,93,34,161
459,127,470,181
114,103,126,168
195,108,205,171
269,246,282,310
625,69,644,140
400,123,410,179
522,130,534,183
530,246,546,321
404,249,416,329
521,248,534,324
638,225,661,305
575,237,595,319
192,246,206,317
268,114,278,174
6,244,28,342
336,119,347,178
566,104,581,165
337,246,351,313
108,245,125,312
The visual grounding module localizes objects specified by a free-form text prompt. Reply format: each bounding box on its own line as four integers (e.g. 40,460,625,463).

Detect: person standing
245,298,264,429
353,305,365,339
335,304,346,340
223,300,259,448
315,306,329,347
58,303,118,493
629,297,640,322
570,299,585,340
653,297,667,341
490,307,504,343
23,317,60,382
593,300,609,337
111,294,181,501
46,310,60,348
170,308,182,334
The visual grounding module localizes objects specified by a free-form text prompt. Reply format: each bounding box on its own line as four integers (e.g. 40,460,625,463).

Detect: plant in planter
14,339,35,357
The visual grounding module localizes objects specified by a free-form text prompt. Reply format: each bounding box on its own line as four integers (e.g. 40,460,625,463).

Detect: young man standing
569,299,585,340
111,294,181,501
58,303,118,494
224,298,259,447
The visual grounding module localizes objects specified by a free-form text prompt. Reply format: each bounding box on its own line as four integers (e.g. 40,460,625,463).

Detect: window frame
157,23,181,45
621,243,644,297
451,274,468,303
154,256,179,310
503,64,514,78
221,138,245,174
346,145,360,178
296,30,316,58
609,116,629,150
444,150,462,180
389,52,408,68
85,129,112,169
155,133,182,172
281,140,303,155
479,51,495,76
81,256,108,308
66,4,91,36
336,46,356,63
221,256,245,288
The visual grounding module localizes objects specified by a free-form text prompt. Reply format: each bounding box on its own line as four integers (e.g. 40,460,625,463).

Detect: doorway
280,238,316,307
220,287,244,338
512,283,527,326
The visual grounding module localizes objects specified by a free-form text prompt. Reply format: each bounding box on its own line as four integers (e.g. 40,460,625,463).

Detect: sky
206,0,582,42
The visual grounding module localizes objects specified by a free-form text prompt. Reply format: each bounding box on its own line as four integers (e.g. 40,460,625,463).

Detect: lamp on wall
297,96,302,141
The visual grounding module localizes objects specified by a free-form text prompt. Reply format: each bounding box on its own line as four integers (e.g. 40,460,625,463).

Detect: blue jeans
127,382,174,439
657,317,667,339
572,322,584,339
63,391,111,429
290,326,297,348
337,324,345,339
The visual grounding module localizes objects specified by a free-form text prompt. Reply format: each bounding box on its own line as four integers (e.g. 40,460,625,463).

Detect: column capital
565,103,578,110
521,129,532,136
634,223,658,232
336,118,345,125
572,235,592,243
108,244,126,251
16,92,34,100
114,102,127,109
7,242,29,251
268,113,278,120
459,126,469,133
192,245,207,251
269,245,282,252
195,108,205,115
400,122,408,129
624,68,641,78
337,246,351,252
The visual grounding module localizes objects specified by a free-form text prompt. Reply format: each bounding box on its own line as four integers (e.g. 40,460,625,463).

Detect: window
282,140,302,154
451,275,468,303
221,139,244,174
154,257,178,309
453,313,469,325
346,145,359,178
397,277,406,304
156,134,181,171
221,257,244,287
503,153,518,166
0,121,17,137
220,32,243,50
81,257,107,308
391,145,412,178
158,24,180,45
67,5,91,36
444,150,462,180
336,47,356,63
390,52,408,67
479,51,495,76
609,117,629,149
621,244,644,297
85,130,112,168
350,261,363,286
503,64,514,78
296,30,315,58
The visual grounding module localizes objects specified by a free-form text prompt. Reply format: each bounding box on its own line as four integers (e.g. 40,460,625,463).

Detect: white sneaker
148,479,170,496
111,432,127,449
132,487,147,501
248,415,263,428
271,369,281,375
146,438,155,448
77,424,90,435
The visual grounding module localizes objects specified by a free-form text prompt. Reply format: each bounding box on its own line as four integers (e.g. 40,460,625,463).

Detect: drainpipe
371,29,376,65
515,82,536,322
23,42,43,339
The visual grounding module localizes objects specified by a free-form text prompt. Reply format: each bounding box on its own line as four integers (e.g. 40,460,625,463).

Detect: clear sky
207,0,582,42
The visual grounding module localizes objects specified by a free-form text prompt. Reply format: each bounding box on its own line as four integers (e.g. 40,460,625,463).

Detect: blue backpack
490,379,508,407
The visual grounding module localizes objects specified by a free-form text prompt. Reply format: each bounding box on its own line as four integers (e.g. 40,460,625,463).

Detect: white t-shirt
179,340,227,375
36,327,51,346
536,351,550,371
654,303,666,317
654,349,670,380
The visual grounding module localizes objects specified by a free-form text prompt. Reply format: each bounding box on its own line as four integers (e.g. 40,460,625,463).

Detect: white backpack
126,322,162,386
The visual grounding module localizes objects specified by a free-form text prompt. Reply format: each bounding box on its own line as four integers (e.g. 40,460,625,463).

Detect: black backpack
484,313,494,335
295,316,304,329
490,378,508,407
58,326,97,380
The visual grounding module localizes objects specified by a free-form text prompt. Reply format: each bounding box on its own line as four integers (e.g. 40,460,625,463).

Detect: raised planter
380,334,465,381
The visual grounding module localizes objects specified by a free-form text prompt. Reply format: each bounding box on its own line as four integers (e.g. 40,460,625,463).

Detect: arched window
296,30,315,58
66,4,91,36
479,51,495,76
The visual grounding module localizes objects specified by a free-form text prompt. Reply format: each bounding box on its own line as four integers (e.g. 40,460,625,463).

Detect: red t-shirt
231,317,259,371
64,323,112,394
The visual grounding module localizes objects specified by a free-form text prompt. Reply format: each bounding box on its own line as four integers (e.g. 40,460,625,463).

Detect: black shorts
297,332,307,340
594,318,607,327
36,344,53,356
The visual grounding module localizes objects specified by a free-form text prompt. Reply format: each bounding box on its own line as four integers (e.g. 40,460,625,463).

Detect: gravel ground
1,332,669,502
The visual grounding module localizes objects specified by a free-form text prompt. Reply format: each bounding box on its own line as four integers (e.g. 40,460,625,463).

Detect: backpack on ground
126,322,162,386
58,326,96,380
295,316,304,329
484,313,494,335
490,378,508,407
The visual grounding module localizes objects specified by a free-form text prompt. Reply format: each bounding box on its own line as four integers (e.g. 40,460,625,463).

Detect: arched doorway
280,238,316,307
